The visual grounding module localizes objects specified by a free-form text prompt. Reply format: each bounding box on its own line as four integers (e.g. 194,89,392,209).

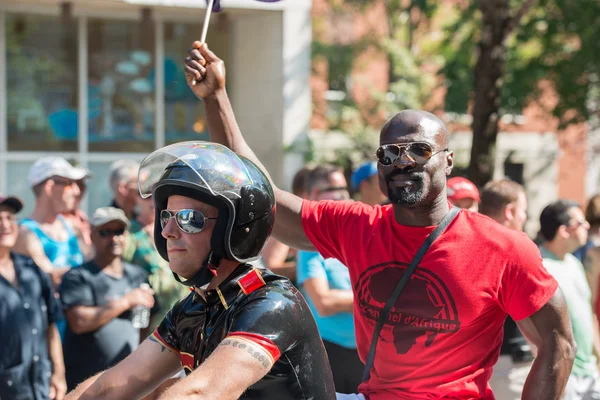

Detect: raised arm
517,288,576,400
184,42,315,251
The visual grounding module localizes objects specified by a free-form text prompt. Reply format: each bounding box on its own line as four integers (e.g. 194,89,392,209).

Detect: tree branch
507,0,538,34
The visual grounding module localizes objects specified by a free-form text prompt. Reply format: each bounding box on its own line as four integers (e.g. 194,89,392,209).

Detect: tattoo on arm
148,335,167,352
219,339,271,369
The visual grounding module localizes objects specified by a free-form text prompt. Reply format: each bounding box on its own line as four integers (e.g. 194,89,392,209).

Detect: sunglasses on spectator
568,219,588,230
98,228,126,237
376,142,448,166
160,209,218,234
51,177,77,187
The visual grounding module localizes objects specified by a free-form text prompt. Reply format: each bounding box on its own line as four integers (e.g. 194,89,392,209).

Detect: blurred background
0,0,598,236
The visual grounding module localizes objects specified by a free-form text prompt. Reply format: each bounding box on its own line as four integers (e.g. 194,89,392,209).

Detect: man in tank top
14,157,92,288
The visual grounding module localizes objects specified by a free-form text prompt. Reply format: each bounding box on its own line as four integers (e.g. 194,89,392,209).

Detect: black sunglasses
160,209,218,234
50,178,77,187
98,228,126,238
376,142,448,166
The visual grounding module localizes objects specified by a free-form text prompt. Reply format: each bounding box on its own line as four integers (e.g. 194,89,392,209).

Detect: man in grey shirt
59,207,154,390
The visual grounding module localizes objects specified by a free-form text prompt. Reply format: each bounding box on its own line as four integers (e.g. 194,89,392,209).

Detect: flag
207,0,281,13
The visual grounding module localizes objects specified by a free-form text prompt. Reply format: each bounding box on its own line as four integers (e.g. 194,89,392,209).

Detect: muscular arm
65,337,181,400
157,336,275,400
64,288,153,334
186,43,315,251
303,277,353,316
585,247,600,308
517,288,576,400
64,299,131,334
14,227,60,273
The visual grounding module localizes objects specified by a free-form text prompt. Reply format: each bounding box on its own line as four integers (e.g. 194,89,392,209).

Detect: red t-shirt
301,200,558,400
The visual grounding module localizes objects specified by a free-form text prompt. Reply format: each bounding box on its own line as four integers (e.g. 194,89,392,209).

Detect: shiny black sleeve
59,268,94,309
227,286,306,362
152,300,181,354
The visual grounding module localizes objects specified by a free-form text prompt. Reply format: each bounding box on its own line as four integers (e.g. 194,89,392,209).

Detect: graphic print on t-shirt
355,261,461,354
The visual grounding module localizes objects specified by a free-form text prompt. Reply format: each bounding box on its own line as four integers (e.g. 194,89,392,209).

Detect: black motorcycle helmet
138,141,276,287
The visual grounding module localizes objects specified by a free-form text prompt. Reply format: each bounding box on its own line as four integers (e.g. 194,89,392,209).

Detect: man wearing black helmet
65,143,336,400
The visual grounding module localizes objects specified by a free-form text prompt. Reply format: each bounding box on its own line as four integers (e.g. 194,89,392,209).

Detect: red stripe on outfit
179,351,195,371
151,329,180,354
238,269,266,294
227,332,281,362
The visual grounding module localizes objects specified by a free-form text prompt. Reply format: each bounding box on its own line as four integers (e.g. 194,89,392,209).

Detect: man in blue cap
352,162,388,206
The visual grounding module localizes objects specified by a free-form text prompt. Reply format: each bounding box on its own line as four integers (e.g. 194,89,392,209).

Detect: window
504,160,524,185
87,18,156,152
6,161,36,218
6,14,78,151
163,22,228,145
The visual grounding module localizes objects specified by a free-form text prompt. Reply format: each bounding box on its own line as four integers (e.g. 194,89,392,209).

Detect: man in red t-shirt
184,42,575,400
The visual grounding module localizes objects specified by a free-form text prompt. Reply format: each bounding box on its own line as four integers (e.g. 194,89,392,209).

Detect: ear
557,225,570,240
117,181,128,196
445,151,454,176
504,203,515,222
43,180,54,196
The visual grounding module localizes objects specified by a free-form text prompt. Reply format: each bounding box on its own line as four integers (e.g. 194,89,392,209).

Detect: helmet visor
138,141,255,199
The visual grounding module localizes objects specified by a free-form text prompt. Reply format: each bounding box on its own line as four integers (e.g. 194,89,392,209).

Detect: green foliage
312,41,355,92
384,42,437,112
437,3,479,114
439,0,600,123
311,0,442,166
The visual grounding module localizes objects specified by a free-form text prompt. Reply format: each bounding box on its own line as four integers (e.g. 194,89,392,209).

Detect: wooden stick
200,0,214,44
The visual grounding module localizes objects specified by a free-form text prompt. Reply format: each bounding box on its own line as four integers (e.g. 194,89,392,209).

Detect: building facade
0,0,312,215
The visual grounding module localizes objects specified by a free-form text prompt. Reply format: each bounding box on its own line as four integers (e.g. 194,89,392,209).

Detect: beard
386,172,426,205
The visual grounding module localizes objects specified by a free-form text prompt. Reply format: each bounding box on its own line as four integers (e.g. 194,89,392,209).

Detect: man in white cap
59,207,154,392
14,156,92,288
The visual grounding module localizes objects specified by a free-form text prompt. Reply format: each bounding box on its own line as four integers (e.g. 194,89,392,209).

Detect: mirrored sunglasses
160,209,218,234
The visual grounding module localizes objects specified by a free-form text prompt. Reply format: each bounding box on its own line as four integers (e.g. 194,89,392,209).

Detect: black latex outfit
153,264,336,400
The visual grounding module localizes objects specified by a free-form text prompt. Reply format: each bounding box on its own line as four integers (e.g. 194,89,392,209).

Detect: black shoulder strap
362,206,461,382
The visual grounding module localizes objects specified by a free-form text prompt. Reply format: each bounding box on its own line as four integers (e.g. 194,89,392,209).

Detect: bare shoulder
18,223,33,235
14,225,39,251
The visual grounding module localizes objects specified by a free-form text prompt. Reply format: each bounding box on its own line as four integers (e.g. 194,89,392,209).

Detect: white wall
0,0,314,209
229,4,312,189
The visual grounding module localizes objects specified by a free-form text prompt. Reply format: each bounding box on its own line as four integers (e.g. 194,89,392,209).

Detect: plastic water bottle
131,283,151,329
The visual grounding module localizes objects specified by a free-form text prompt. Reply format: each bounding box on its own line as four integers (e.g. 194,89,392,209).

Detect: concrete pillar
281,3,312,191
228,1,312,189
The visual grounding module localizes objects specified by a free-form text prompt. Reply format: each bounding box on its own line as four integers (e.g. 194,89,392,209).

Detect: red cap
447,177,480,203
0,194,24,213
